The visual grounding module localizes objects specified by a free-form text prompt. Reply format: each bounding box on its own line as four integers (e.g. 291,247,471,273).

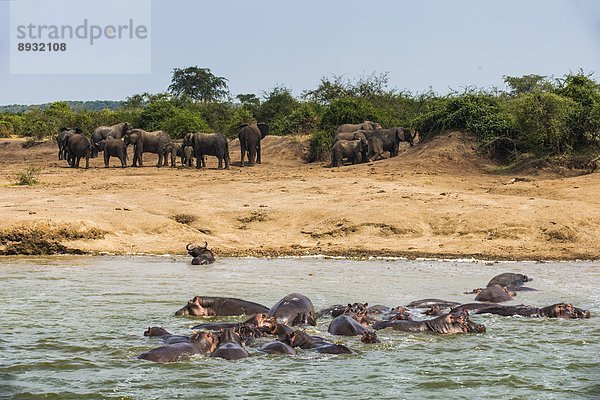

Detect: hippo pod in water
186,242,215,265
374,309,486,334
138,331,218,363
475,303,591,319
175,296,270,317
267,293,317,326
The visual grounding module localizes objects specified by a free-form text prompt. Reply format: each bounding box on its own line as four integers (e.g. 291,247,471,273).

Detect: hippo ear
364,303,369,307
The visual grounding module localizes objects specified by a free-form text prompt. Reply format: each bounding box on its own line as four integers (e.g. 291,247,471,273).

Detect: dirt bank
0,132,598,260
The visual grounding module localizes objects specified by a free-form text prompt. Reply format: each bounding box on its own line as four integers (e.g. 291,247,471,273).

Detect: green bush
319,97,381,134
270,102,320,135
0,120,13,137
162,108,210,139
308,130,333,162
511,92,576,155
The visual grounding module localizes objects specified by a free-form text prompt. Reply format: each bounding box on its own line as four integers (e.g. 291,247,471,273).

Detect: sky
1,0,599,105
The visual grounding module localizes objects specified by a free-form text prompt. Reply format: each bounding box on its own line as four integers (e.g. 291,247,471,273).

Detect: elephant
182,132,230,169
332,130,368,145
367,136,392,161
178,143,194,167
122,128,171,167
91,122,132,150
330,138,368,167
97,138,128,168
56,127,75,160
365,127,414,158
161,142,178,168
238,123,269,166
336,121,382,134
210,328,249,360
186,242,215,265
65,130,95,168
138,331,217,363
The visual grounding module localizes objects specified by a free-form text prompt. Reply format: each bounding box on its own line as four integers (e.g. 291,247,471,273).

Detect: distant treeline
1,68,599,161
0,100,125,113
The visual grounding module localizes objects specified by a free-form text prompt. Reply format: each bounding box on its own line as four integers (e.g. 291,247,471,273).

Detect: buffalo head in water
186,242,215,265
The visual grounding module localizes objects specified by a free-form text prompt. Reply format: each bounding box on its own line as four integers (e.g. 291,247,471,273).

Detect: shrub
319,97,381,134
308,130,332,162
13,165,41,186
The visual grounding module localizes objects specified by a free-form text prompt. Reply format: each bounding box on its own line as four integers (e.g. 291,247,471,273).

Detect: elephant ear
257,123,269,139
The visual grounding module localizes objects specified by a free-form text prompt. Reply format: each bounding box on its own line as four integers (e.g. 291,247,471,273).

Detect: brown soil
0,132,598,260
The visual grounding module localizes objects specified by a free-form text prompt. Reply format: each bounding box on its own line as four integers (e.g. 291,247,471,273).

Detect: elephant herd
136,272,590,362
330,120,416,167
55,122,271,169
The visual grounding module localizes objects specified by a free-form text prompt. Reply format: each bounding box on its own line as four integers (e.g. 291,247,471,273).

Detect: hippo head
175,296,211,317
542,303,591,319
426,310,470,334
425,305,444,316
218,328,243,345
360,331,381,344
143,326,170,337
344,302,368,314
250,313,276,330
190,331,218,352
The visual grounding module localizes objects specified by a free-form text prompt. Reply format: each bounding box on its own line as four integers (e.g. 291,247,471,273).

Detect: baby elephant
99,138,128,168
186,242,215,265
330,138,367,167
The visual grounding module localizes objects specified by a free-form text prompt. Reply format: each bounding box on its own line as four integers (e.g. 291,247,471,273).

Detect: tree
168,66,229,102
503,74,554,95
236,94,260,106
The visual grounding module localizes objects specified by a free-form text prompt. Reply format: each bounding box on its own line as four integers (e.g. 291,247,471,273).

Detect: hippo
474,284,515,303
186,242,215,265
424,305,445,316
258,341,296,355
374,309,485,334
175,296,269,317
211,328,249,360
328,314,368,336
143,326,189,344
360,331,381,344
282,330,353,354
267,293,317,326
316,304,347,319
451,302,498,313
406,299,462,309
486,272,532,290
138,331,217,363
475,303,590,319
191,313,275,332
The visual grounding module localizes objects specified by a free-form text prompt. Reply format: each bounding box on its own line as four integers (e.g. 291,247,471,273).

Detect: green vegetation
1,68,598,163
12,165,41,186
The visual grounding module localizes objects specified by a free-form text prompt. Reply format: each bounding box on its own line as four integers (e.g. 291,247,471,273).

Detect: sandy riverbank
0,132,598,260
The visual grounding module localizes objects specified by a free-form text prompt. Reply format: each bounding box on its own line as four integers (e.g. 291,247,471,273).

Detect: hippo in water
143,327,189,344
175,296,269,317
258,341,296,355
475,303,590,319
191,313,275,332
360,331,381,344
328,312,369,336
138,331,217,363
374,309,485,334
211,328,249,360
486,272,534,291
281,330,353,354
406,299,462,309
474,284,515,303
267,293,317,326
186,242,215,265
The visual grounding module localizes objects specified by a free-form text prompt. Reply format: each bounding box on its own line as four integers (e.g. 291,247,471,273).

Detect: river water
1,256,598,399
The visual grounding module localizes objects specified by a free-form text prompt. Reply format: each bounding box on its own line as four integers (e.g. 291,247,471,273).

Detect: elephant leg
157,151,163,167
248,147,256,166
104,152,109,167
224,155,230,169
240,145,245,167
256,142,262,164
85,155,89,169
217,157,223,169
75,156,81,168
